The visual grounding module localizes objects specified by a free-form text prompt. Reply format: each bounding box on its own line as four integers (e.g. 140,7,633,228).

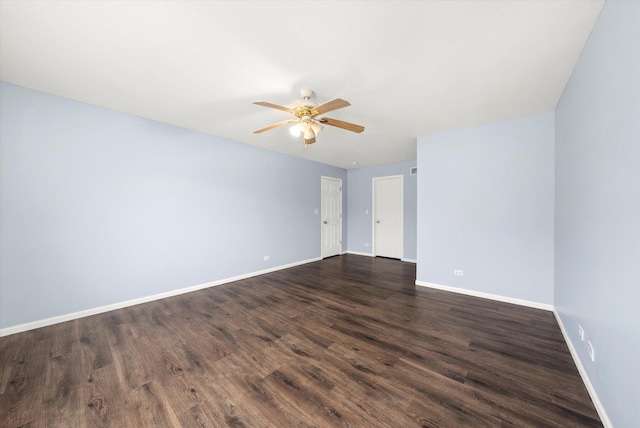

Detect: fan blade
314,98,351,115
253,119,297,133
253,101,293,114
318,117,365,133
304,136,316,145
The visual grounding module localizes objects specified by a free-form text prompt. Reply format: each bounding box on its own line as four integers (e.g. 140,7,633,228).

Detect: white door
321,177,342,258
373,175,403,259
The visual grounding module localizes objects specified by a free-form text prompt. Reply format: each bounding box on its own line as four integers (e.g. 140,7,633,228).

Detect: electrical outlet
578,325,584,341
587,341,595,362
364,243,370,247
264,256,270,261
454,270,464,276
314,209,318,215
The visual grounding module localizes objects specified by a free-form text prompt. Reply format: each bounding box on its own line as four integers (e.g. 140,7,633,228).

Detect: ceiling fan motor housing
292,105,319,119
292,89,318,116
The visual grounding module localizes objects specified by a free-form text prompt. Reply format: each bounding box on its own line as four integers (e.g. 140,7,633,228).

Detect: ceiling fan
253,89,364,147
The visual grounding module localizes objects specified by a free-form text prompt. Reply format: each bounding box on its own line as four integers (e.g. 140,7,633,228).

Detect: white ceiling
0,0,603,169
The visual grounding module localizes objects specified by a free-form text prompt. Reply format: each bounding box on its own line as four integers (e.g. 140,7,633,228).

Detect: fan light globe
303,128,315,140
311,122,323,135
289,124,302,137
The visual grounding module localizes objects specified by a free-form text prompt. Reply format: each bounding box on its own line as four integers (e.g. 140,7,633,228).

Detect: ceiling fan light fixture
303,128,315,140
289,123,302,137
310,121,323,136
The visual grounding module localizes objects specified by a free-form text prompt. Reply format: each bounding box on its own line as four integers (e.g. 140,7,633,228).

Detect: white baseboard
414,280,553,311
346,252,415,263
553,309,612,428
0,257,321,337
345,251,374,257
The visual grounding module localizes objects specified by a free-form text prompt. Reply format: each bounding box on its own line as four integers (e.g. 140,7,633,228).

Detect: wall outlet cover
578,325,584,341
587,340,595,362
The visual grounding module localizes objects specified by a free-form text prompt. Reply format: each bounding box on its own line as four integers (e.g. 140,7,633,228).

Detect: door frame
372,175,404,258
321,176,343,258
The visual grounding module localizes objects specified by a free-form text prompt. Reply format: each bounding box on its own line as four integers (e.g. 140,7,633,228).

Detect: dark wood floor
0,255,601,427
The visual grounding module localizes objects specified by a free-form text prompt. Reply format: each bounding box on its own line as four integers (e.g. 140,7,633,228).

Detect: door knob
376,220,381,223
323,221,328,224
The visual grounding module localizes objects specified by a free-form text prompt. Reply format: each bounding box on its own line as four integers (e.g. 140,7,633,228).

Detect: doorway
321,176,342,258
373,175,403,259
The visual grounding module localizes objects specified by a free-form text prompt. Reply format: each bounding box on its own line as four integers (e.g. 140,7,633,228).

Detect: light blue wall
554,1,640,426
346,160,417,261
0,82,347,330
416,112,555,304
